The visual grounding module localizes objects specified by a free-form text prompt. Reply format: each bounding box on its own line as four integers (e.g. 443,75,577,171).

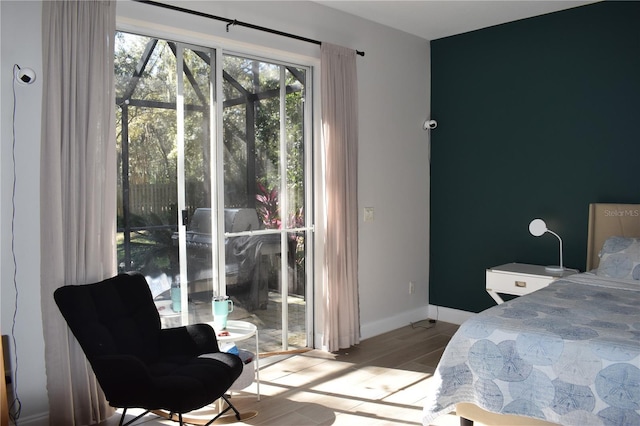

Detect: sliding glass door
115,32,312,352
221,54,312,351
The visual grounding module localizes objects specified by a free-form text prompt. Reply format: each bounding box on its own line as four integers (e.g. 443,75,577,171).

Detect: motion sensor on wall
15,66,36,85
423,119,437,130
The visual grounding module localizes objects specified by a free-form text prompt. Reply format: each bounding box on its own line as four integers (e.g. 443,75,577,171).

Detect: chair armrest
159,323,220,357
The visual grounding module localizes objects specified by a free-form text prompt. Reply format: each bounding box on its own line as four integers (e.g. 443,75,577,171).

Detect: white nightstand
486,263,577,304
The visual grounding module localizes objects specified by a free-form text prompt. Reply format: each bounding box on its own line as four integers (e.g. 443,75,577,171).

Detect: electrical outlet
364,207,374,222
409,281,415,294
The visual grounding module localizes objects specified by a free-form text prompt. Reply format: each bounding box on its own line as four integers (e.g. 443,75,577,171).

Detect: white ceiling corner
312,1,599,40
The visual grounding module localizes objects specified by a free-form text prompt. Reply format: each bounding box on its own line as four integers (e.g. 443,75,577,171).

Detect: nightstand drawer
485,270,553,296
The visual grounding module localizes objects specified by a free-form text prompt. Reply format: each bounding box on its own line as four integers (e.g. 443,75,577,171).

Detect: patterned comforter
422,273,640,426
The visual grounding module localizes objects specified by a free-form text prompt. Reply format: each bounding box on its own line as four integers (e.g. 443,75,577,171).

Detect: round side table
211,320,260,400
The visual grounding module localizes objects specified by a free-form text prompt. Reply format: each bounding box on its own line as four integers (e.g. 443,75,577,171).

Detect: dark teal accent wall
430,1,640,313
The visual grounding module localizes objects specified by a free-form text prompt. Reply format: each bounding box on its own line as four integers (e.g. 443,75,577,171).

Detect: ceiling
314,1,598,41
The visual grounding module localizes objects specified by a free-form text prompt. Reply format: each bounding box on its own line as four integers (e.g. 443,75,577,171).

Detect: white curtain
40,1,117,424
320,43,360,352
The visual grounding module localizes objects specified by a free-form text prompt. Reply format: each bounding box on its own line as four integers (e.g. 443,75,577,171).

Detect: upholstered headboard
586,203,640,271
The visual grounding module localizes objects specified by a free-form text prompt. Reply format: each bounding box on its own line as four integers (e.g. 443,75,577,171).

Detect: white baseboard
10,412,49,426
427,304,475,325
313,304,475,350
360,305,431,340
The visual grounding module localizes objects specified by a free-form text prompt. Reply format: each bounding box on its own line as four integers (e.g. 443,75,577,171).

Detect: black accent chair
54,272,244,426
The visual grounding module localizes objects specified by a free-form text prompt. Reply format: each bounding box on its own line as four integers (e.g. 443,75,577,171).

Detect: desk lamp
529,218,564,274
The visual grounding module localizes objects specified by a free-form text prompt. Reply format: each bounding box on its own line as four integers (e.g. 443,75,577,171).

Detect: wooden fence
118,182,209,219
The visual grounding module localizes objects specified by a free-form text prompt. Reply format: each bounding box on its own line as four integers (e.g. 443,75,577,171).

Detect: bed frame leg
460,417,474,426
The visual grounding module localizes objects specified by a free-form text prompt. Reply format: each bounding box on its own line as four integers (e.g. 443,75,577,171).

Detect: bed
423,203,640,426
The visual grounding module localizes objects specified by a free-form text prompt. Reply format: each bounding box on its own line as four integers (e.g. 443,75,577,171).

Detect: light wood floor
100,321,464,426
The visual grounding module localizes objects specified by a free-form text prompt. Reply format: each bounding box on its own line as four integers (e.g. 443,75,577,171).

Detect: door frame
214,50,315,351
115,24,318,350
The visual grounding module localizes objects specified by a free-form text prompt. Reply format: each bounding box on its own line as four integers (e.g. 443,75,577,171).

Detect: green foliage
256,181,281,229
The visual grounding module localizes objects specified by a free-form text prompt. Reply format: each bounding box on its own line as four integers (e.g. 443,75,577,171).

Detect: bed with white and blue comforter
423,273,640,426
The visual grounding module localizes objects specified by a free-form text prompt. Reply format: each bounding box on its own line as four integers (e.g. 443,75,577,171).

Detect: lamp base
545,265,564,275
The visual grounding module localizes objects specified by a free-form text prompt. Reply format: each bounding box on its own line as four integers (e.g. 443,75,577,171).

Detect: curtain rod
134,0,365,57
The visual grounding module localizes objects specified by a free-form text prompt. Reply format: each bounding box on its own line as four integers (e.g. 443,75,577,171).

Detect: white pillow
597,236,640,280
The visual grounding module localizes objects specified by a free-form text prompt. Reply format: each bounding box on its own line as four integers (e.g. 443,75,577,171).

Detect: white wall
0,0,430,422
1,1,47,424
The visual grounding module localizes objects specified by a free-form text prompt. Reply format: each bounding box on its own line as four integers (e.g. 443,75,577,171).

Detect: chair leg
119,409,152,426
203,395,241,426
222,395,241,420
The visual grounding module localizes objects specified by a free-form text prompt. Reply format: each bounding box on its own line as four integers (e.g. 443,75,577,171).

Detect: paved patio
158,290,307,354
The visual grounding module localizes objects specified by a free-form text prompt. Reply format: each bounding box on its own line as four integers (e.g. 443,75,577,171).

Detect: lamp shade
529,219,547,237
